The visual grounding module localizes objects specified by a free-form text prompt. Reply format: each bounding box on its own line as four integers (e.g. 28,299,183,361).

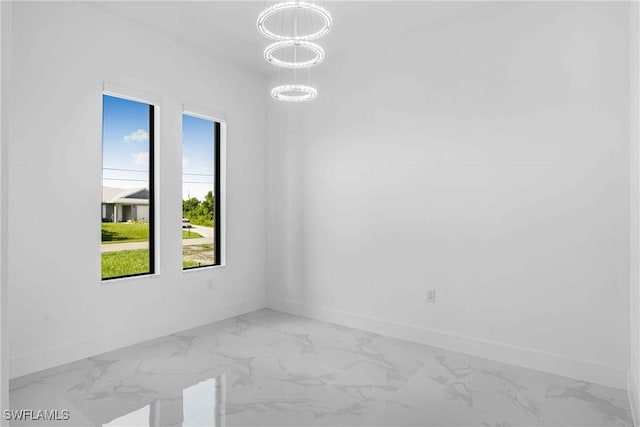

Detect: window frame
101,88,158,282
181,111,222,271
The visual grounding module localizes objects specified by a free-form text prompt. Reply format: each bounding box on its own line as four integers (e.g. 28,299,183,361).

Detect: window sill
182,264,225,274
101,272,160,284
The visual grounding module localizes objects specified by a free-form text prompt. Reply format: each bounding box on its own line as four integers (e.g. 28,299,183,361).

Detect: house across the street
102,186,149,223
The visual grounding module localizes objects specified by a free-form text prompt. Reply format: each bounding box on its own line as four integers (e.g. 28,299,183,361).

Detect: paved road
189,225,214,238
101,226,215,253
102,241,149,253
182,237,212,246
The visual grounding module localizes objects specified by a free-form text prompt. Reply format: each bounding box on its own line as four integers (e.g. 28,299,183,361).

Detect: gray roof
102,187,149,204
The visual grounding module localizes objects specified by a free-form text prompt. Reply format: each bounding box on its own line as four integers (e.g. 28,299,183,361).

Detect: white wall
0,0,11,421
6,0,633,394
9,2,267,378
267,1,630,389
629,0,640,421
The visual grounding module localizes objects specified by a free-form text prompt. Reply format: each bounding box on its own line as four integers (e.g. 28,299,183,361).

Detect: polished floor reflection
9,309,632,426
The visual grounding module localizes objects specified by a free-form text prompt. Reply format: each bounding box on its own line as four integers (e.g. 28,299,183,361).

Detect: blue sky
182,114,215,201
102,95,215,201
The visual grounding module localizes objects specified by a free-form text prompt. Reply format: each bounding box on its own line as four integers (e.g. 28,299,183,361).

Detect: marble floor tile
9,309,633,426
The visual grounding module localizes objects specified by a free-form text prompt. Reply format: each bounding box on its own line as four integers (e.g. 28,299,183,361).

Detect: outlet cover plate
426,289,436,303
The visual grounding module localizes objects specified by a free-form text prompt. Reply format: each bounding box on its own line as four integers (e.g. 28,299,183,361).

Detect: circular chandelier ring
264,40,325,69
257,1,333,41
271,84,318,102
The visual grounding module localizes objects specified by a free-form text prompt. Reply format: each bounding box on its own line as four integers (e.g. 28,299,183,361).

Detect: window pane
101,94,154,280
182,114,219,269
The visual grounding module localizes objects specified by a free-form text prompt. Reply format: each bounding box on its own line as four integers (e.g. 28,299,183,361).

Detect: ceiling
93,1,480,76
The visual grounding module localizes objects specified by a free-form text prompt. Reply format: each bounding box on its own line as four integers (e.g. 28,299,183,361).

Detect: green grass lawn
102,222,148,243
182,260,201,269
102,248,205,279
102,249,150,279
102,222,201,244
181,229,203,239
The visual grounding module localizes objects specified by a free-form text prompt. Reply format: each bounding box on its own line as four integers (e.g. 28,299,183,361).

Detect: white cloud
124,129,149,143
183,158,189,168
132,152,149,166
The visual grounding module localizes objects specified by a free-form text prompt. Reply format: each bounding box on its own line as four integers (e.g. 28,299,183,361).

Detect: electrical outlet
207,279,214,290
426,289,436,303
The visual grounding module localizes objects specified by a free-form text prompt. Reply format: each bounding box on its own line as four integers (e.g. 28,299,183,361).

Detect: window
101,94,155,280
182,113,221,269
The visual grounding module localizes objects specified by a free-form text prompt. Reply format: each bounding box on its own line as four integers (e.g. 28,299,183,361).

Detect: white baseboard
11,296,627,391
10,298,265,380
268,297,627,390
629,372,639,426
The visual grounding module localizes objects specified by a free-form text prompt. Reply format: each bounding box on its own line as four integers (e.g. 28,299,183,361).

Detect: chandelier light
257,1,333,41
271,84,318,102
264,40,325,69
257,1,332,102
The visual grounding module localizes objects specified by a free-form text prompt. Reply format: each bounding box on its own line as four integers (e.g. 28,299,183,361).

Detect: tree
182,197,200,217
182,194,214,227
203,191,214,217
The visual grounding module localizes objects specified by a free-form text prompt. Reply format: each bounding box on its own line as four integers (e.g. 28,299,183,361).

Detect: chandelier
257,1,333,102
